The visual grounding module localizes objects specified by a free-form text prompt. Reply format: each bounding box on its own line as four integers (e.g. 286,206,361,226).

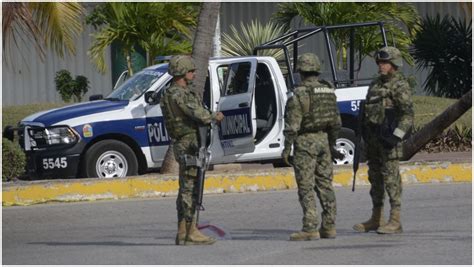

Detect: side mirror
144,91,159,105
89,94,103,101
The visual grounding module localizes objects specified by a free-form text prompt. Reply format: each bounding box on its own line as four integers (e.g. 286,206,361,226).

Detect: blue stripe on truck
32,100,129,126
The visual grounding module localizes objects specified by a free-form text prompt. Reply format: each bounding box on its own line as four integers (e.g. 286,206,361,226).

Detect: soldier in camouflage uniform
283,53,344,241
160,55,224,245
353,46,414,234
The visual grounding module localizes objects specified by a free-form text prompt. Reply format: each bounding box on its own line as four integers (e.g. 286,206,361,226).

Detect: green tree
2,2,84,65
86,2,198,75
272,2,420,72
410,15,472,98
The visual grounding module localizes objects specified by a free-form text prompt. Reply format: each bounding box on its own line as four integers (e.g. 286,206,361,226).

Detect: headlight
27,126,79,149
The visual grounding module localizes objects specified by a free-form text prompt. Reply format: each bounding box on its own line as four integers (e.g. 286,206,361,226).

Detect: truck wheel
334,128,365,166
84,140,138,178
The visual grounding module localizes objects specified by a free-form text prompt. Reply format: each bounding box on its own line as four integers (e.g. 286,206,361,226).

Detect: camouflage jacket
160,83,216,141
364,72,414,139
284,76,342,149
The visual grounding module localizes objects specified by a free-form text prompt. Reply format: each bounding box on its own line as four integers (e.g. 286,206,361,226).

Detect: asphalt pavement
2,183,471,265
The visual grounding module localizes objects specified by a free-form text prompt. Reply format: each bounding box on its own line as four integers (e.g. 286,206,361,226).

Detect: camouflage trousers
364,125,402,209
292,132,337,232
172,133,200,222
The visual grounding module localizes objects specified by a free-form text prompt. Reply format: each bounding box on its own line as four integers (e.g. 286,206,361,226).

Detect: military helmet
168,55,196,76
296,53,321,73
375,46,403,68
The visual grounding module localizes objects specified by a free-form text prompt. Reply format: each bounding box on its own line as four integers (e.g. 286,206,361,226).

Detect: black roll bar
253,21,388,89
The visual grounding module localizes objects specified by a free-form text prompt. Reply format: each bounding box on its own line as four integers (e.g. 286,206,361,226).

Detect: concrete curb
2,162,471,206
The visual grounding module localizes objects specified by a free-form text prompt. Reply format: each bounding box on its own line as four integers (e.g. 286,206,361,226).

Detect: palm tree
272,2,420,72
410,15,472,98
2,2,84,65
159,2,221,174
87,3,197,75
139,33,192,67
402,90,472,160
221,20,289,59
191,2,221,96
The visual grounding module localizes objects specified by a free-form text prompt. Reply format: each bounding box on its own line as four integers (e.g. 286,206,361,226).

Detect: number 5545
42,157,67,169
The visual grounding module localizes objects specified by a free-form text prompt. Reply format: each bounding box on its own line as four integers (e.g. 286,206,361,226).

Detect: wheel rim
334,138,355,165
96,150,128,178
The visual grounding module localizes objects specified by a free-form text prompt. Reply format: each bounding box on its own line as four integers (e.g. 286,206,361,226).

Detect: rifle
195,125,210,224
183,125,210,245
352,100,365,192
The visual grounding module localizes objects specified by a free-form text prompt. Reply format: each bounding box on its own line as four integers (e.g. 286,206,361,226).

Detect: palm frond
88,26,119,73
411,15,471,98
2,2,44,63
221,20,290,60
2,2,84,66
86,2,198,71
270,2,421,69
30,2,84,57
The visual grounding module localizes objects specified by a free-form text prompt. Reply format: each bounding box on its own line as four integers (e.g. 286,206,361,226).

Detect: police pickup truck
6,22,390,179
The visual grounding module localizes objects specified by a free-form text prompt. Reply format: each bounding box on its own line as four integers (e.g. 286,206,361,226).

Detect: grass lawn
2,96,472,129
2,103,66,128
412,95,472,129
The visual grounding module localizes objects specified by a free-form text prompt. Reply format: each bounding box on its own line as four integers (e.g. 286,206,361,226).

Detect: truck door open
214,59,258,155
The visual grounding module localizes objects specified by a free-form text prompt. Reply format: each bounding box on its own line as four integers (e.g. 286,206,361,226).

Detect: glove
282,148,292,166
330,147,345,161
381,134,401,149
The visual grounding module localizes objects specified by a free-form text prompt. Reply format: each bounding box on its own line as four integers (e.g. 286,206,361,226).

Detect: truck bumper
25,142,86,179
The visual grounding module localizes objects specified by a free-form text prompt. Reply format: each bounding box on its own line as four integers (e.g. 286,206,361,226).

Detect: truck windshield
106,70,165,101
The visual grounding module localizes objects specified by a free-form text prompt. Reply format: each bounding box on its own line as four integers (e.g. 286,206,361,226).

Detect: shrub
416,124,472,153
2,138,26,181
55,70,90,102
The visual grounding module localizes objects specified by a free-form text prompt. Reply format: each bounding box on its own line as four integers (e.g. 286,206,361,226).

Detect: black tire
334,128,366,165
84,140,138,178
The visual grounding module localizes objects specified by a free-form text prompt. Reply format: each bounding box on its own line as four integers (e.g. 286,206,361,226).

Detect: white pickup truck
6,21,389,179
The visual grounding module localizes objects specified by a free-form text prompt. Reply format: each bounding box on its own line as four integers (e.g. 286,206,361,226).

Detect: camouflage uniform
354,47,414,234
160,55,219,245
283,53,341,240
161,84,217,222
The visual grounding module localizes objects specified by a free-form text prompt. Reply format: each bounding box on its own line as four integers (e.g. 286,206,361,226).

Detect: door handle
239,102,249,107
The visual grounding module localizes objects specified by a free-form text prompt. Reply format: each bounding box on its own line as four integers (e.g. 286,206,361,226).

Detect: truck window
219,62,252,96
254,63,277,142
107,69,165,101
152,79,172,104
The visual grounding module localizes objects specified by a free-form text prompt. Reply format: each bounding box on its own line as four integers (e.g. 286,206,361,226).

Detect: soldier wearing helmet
353,46,414,234
160,55,224,245
283,53,343,241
